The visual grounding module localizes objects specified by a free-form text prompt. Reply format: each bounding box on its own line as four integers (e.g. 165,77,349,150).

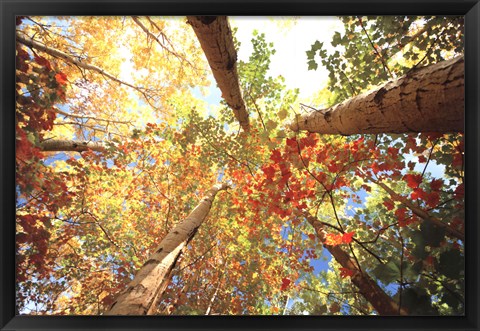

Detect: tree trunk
145,248,186,315
104,183,229,315
40,139,107,152
304,213,408,316
187,16,250,132
289,56,464,135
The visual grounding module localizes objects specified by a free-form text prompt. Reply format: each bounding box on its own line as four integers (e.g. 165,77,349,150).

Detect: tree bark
187,16,250,132
40,139,107,152
145,248,185,315
289,56,464,135
104,182,229,315
304,213,408,316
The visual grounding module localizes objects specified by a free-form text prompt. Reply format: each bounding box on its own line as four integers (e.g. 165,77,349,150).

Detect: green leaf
312,40,323,51
312,304,328,315
306,50,316,59
265,119,278,131
307,60,318,71
400,288,436,315
402,262,421,281
438,249,464,279
371,260,400,284
331,31,342,47
278,109,288,120
441,291,462,309
411,231,427,259
420,222,445,247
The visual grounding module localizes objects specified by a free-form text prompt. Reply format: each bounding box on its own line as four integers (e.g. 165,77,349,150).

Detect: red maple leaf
299,134,317,148
430,179,443,191
16,16,26,25
424,256,436,266
404,173,423,189
327,161,340,173
452,153,463,167
383,199,395,211
387,146,399,158
270,149,283,163
425,191,440,208
17,48,29,61
395,208,407,218
34,54,52,70
410,188,427,201
410,190,420,200
339,267,355,278
454,183,464,198
285,137,298,150
262,165,276,179
280,277,291,291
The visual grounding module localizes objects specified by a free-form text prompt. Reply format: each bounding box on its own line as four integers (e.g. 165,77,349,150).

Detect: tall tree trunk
40,139,107,152
187,16,250,132
304,213,408,316
205,279,221,315
105,183,229,315
289,56,464,135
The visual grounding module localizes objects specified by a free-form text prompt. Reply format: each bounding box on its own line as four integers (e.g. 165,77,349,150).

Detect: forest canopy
15,16,464,316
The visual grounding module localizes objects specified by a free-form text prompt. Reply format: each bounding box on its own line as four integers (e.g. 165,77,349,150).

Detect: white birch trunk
289,56,464,135
187,16,250,131
40,139,107,152
105,182,229,315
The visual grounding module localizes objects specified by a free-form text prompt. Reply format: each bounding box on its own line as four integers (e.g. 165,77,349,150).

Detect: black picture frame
1,1,479,330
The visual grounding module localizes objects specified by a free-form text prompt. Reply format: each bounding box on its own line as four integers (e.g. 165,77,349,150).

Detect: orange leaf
326,231,355,246
341,231,355,244
325,233,343,246
55,72,68,85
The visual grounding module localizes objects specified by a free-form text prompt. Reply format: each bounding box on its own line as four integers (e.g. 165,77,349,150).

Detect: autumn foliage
14,16,465,316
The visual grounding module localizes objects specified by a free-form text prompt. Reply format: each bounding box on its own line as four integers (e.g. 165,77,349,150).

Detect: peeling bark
40,139,107,152
289,56,464,135
187,16,250,131
104,183,229,315
145,247,185,315
305,213,408,316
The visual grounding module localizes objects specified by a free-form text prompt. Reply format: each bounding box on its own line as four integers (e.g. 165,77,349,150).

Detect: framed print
1,1,479,330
